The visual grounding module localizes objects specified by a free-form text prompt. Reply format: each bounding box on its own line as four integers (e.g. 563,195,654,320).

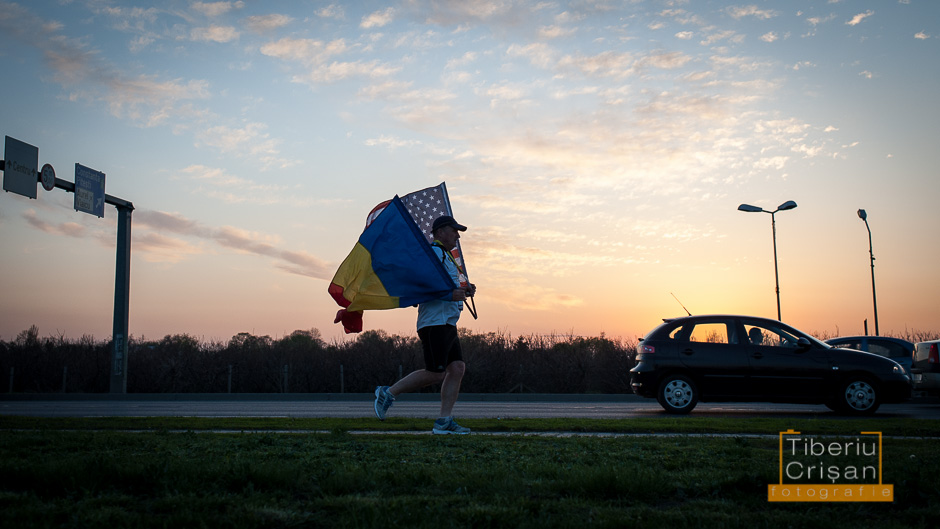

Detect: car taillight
640,344,655,354
930,343,939,364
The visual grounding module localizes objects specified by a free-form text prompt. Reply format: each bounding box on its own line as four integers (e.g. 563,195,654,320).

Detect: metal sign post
2,136,134,393
110,203,132,393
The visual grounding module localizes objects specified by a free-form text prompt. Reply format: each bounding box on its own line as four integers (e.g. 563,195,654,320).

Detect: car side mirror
797,337,812,351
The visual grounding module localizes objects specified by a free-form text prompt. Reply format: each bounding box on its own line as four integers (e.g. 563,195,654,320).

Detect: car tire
656,374,698,414
836,377,881,415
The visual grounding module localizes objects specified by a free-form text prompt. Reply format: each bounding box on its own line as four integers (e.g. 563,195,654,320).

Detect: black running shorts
418,324,463,373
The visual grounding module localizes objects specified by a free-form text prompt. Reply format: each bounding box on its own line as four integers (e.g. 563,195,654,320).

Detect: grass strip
3,415,940,437
0,418,938,528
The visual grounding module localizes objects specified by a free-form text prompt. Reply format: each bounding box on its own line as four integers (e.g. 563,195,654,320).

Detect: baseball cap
431,215,467,232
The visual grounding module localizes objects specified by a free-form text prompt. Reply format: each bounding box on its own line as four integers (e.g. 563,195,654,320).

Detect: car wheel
657,374,698,414
837,378,880,415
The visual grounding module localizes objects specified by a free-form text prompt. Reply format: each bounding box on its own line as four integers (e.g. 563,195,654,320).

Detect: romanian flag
328,195,457,333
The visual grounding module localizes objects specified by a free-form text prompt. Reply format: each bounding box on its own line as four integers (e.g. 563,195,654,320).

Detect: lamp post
857,209,879,336
738,200,798,321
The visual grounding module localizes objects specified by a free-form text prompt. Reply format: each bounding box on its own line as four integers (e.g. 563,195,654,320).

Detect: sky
1,0,938,345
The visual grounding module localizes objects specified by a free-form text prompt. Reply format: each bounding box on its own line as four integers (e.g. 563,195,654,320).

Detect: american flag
400,184,450,243
364,182,469,285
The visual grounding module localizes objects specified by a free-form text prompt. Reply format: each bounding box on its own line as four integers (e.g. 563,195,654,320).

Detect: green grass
4,415,940,437
1,417,938,528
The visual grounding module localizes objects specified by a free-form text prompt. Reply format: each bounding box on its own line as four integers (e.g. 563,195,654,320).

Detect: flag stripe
360,196,455,307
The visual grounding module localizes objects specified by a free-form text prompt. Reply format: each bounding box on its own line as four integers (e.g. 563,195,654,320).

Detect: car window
668,326,687,341
744,323,800,348
688,323,738,344
878,343,909,359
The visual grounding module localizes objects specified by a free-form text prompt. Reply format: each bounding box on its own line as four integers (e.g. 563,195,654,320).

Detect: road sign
41,163,56,191
74,163,106,217
3,136,39,199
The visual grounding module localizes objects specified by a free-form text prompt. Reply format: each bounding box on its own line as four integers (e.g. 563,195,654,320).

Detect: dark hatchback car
630,315,911,415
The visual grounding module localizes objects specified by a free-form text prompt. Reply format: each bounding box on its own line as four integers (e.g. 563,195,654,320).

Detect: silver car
912,340,940,397
824,336,914,376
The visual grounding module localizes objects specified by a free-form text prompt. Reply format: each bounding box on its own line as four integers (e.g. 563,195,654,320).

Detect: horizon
2,1,938,344
6,319,938,347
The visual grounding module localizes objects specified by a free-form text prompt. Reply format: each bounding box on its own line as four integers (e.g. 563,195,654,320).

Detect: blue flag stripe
359,196,455,306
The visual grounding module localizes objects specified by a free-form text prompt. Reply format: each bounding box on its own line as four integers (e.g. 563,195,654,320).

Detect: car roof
825,336,914,347
659,314,784,325
649,314,797,335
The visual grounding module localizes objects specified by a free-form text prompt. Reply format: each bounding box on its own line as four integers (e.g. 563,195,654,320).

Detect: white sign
2,136,39,199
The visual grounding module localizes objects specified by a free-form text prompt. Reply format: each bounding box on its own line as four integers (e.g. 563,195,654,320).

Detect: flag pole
440,182,477,319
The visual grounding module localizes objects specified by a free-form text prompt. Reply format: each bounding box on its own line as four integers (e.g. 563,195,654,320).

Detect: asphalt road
2,394,939,419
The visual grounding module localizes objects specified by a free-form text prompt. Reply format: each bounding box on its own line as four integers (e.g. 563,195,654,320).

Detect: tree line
0,325,637,394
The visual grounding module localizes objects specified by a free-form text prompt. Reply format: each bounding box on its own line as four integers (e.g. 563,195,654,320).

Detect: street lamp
857,209,879,336
738,200,798,321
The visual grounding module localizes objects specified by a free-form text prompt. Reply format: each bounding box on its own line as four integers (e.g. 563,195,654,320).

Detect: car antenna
671,292,691,316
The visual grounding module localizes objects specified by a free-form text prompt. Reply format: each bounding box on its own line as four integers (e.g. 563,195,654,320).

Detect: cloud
726,5,777,20
700,30,743,46
195,123,294,169
364,135,422,150
133,232,202,263
260,37,347,63
0,4,291,169
22,210,87,239
192,2,244,17
415,0,517,26
94,6,162,51
316,4,345,20
640,51,692,70
805,14,836,26
914,31,930,40
101,76,211,126
361,7,395,29
180,165,324,206
0,3,211,127
557,51,638,78
483,82,531,107
486,276,584,311
197,123,272,153
243,14,292,33
753,156,789,170
260,37,399,84
760,32,778,43
135,210,334,279
191,25,239,43
539,25,576,39
445,51,477,69
506,42,558,69
846,11,874,26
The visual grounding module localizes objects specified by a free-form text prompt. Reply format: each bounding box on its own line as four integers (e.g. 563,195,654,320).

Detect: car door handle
751,352,763,359
681,348,694,355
